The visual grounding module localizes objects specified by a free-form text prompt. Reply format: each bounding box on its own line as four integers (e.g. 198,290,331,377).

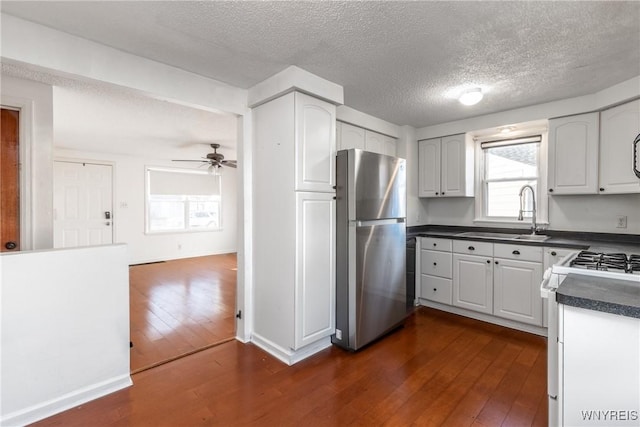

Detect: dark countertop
556,273,640,319
407,224,640,252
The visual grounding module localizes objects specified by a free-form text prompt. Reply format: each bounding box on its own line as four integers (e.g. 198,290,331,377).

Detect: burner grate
570,251,640,273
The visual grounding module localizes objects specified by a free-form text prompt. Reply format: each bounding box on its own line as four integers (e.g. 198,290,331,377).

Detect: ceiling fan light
459,88,483,106
208,163,222,177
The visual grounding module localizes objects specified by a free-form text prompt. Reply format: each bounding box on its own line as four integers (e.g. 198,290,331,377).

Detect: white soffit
1,1,639,128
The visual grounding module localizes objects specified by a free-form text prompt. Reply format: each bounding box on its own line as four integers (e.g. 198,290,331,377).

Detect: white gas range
541,249,640,427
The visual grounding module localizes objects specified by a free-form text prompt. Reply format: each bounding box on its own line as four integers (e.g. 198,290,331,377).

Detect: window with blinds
480,136,541,219
146,167,222,233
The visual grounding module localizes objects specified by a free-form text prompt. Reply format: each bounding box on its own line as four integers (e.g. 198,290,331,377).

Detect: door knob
5,241,17,250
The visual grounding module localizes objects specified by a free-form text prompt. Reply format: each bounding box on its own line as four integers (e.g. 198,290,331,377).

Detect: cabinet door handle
486,259,490,264
433,288,437,292
634,133,640,178
600,187,605,192
551,251,557,256
433,262,437,266
435,192,439,195
495,261,499,265
548,188,554,193
442,192,445,195
433,243,437,247
468,246,475,251
512,250,520,255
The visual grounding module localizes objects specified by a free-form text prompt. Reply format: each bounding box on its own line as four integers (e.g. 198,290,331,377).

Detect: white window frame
474,132,549,227
145,166,222,234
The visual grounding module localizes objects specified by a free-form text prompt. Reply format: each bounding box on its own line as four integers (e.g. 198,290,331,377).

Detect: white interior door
53,161,113,248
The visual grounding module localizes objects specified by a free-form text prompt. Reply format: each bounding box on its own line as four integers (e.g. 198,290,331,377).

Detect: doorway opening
1,107,21,252
129,253,237,373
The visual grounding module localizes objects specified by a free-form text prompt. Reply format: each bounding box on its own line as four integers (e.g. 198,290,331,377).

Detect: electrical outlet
616,215,627,228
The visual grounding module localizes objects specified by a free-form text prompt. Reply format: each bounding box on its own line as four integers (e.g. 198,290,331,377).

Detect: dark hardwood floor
34,307,547,426
129,253,237,372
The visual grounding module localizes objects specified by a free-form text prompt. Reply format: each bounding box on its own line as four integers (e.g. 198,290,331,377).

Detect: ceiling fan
172,143,237,175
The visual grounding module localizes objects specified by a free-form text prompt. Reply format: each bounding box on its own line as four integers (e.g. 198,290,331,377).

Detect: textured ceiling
2,1,639,128
1,62,237,158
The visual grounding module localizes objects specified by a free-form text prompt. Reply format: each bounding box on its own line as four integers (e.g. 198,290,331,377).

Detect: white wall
0,74,54,249
55,149,237,264
549,194,640,234
0,244,131,426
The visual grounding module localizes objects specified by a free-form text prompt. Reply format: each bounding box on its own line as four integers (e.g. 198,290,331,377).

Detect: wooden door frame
53,158,116,246
1,96,34,251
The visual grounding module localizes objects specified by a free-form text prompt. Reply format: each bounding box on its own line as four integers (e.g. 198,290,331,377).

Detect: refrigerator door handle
354,218,405,227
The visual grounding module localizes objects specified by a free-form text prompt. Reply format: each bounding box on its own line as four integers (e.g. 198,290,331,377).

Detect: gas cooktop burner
570,251,640,273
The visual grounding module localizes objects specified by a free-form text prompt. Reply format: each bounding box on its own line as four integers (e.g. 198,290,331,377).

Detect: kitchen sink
456,231,521,239
514,234,550,242
456,231,549,242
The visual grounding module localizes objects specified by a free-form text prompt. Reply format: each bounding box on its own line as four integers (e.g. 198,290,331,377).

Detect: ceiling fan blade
172,160,209,163
221,160,237,168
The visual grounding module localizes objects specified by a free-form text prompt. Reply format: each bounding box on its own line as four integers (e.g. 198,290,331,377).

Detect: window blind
480,135,542,149
148,169,220,196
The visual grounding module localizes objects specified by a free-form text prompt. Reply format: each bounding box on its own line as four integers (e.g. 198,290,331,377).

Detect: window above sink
470,120,550,228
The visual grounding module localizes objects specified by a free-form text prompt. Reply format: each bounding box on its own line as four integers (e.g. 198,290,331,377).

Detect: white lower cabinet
421,275,452,305
543,247,576,271
419,238,453,305
294,192,336,349
422,239,547,330
452,253,493,314
493,258,543,326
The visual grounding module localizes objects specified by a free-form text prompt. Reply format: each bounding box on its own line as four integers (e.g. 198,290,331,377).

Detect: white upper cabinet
441,134,469,196
337,121,365,151
599,99,640,194
295,92,336,193
418,138,441,197
337,122,397,156
418,134,473,198
365,129,384,154
382,134,397,157
548,112,599,195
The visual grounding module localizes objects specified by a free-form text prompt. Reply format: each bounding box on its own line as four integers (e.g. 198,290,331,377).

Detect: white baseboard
419,299,548,337
1,374,132,427
250,333,331,366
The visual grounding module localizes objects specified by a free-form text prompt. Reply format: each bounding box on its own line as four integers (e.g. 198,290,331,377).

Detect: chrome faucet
518,184,537,234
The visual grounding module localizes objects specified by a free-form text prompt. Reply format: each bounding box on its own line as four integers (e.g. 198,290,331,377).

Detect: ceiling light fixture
500,126,515,134
208,164,222,176
459,88,483,106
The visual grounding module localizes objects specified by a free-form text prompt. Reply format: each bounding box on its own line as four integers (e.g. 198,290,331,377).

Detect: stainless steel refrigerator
332,149,407,351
